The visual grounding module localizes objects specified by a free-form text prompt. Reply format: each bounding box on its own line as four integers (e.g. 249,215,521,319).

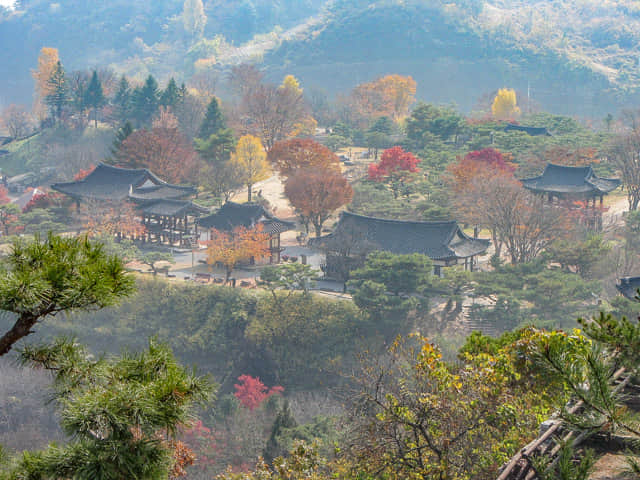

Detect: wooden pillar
600,195,603,207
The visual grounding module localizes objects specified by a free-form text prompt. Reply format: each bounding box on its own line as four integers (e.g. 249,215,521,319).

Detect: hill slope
2,0,640,116
263,0,640,116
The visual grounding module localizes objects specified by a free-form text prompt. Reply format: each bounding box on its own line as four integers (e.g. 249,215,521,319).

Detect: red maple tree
285,168,353,237
233,374,284,411
116,127,201,183
368,146,420,198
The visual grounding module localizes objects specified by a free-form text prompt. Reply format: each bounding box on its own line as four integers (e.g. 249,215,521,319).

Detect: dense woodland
2,1,640,479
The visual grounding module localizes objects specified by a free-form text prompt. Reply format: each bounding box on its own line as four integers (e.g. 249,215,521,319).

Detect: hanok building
197,201,295,264
521,163,621,229
616,276,640,300
315,211,491,278
52,163,207,246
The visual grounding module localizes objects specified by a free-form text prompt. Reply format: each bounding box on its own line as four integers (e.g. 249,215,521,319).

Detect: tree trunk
314,222,323,238
247,183,252,202
94,109,98,128
0,314,38,357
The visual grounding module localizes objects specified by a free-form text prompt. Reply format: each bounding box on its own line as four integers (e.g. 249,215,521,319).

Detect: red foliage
0,186,10,205
463,148,515,173
284,168,353,237
233,375,284,411
116,127,201,183
23,191,70,213
73,165,96,181
180,420,221,470
368,146,420,181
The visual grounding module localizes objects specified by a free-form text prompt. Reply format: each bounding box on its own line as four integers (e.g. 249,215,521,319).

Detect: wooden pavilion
521,163,620,229
52,163,208,247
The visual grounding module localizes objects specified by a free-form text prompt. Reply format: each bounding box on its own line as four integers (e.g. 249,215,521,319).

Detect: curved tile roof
197,201,294,234
616,276,640,300
142,199,209,217
521,164,620,195
321,211,490,260
51,163,195,201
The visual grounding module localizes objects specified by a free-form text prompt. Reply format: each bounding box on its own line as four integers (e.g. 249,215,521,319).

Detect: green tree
84,70,105,127
195,128,236,165
347,252,433,332
259,263,317,300
113,75,131,125
109,121,134,160
0,234,135,356
139,251,175,275
263,400,298,464
159,77,181,109
406,102,463,149
349,334,544,480
2,338,212,479
45,60,69,121
198,96,226,139
131,75,160,127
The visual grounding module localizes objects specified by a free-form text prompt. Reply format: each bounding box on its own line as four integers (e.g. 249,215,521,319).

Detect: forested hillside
3,0,640,115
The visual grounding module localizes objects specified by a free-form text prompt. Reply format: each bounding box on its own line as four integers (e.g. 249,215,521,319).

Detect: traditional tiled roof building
616,276,640,300
521,164,621,230
52,163,206,246
521,164,620,200
51,163,195,202
198,201,295,263
315,211,490,278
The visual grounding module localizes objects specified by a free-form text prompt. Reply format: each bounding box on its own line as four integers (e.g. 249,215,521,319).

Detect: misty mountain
2,0,640,116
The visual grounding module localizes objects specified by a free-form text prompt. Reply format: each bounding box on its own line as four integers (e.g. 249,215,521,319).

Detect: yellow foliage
281,74,303,95
230,135,270,201
31,47,59,119
290,115,318,137
491,88,521,119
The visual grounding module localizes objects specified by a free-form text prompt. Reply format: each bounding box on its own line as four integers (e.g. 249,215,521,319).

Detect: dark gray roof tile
522,164,620,195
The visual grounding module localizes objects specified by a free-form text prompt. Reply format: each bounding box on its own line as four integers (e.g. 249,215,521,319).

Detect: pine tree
44,60,69,122
4,338,213,479
131,75,159,127
198,96,226,139
108,121,134,161
113,75,131,124
263,400,298,464
160,77,180,109
0,233,135,357
84,70,105,127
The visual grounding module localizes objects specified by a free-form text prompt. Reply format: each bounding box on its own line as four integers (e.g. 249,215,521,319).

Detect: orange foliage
267,138,341,178
82,200,146,238
284,168,353,237
447,148,516,196
73,165,96,181
352,74,417,121
31,47,59,119
0,186,10,205
206,224,271,282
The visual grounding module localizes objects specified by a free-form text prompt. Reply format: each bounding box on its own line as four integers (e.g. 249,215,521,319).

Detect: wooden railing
496,367,630,480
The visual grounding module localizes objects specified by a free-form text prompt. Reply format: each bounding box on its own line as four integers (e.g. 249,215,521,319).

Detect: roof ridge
342,210,456,226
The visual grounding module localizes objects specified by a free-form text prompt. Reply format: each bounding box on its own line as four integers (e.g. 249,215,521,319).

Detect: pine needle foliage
0,233,135,356
1,337,213,480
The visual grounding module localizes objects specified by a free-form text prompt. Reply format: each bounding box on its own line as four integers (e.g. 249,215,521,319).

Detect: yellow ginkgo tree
230,134,270,202
492,88,521,120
